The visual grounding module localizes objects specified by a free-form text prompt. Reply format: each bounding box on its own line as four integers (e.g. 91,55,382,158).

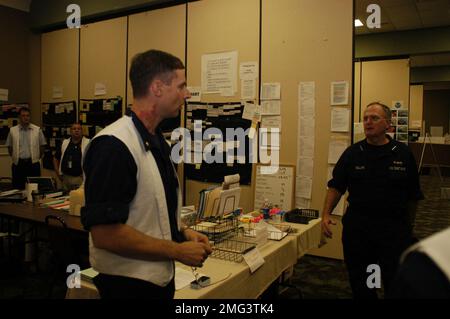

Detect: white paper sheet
299,81,315,97
175,267,206,290
220,87,234,97
296,176,313,199
241,79,256,100
297,157,314,178
298,82,315,117
298,136,314,157
354,122,364,134
261,100,281,115
261,83,281,100
52,86,63,99
299,118,315,137
239,61,258,80
328,138,349,164
330,81,349,105
261,115,281,130
243,248,265,273
94,82,107,96
201,51,238,94
331,107,350,132
295,197,311,209
187,86,202,102
242,102,256,121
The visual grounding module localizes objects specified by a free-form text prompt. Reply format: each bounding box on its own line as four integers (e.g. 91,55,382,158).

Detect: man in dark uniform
321,102,423,299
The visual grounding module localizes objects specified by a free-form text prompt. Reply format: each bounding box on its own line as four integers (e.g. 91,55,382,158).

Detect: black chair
44,215,88,298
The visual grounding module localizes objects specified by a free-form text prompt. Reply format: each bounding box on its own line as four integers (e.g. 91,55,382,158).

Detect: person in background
321,102,424,299
53,123,89,191
81,49,212,299
5,107,46,189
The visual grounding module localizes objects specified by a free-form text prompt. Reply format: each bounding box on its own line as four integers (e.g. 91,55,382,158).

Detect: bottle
262,198,270,219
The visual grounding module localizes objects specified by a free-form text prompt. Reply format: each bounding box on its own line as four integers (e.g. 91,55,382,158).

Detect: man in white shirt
5,107,47,189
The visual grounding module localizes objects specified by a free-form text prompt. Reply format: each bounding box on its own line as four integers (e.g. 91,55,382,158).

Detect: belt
18,158,32,163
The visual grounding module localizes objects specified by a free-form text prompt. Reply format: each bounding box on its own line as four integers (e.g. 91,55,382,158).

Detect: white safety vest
9,124,41,165
86,116,182,286
59,136,90,175
401,227,450,281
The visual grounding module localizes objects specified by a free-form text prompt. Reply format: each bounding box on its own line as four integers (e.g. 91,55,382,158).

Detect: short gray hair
366,102,391,122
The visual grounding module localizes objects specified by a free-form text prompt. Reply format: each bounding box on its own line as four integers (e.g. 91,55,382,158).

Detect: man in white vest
5,107,47,189
53,123,89,191
81,50,212,299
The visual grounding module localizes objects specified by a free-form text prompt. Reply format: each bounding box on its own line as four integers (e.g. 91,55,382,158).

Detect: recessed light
354,19,364,27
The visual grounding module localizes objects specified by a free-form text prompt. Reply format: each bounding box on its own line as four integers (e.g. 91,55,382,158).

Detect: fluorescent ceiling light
354,19,364,27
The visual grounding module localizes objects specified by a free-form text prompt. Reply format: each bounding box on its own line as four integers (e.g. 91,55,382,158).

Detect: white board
254,165,294,211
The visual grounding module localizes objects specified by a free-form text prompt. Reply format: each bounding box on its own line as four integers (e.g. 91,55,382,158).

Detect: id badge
68,160,72,169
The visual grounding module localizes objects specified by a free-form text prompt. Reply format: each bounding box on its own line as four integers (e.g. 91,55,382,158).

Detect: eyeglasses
363,115,387,123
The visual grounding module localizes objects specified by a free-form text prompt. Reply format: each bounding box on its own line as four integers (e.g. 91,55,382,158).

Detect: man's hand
174,241,212,268
183,228,209,245
179,228,212,267
321,215,336,238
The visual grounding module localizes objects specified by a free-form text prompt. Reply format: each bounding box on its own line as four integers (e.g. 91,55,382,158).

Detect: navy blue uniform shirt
328,136,423,218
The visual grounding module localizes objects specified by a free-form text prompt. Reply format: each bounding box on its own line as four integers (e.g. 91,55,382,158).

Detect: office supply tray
211,237,256,263
242,221,295,241
192,217,239,243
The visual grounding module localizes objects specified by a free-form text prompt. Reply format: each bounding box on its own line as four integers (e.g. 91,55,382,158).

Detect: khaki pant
62,175,83,191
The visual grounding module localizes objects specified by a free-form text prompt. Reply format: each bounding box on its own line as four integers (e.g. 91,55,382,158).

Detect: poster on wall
201,50,238,95
330,81,349,105
390,108,409,144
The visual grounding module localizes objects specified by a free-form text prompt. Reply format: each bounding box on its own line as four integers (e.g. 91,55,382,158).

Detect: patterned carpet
1,175,449,299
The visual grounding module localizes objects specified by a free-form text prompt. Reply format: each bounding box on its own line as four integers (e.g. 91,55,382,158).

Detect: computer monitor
26,177,55,192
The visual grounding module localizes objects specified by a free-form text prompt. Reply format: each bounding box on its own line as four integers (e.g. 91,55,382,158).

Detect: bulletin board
79,97,123,138
184,101,253,185
41,101,77,148
0,103,27,143
253,164,295,211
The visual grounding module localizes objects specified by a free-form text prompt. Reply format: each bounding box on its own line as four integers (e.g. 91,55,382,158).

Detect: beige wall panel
187,0,259,103
263,0,353,260
41,29,79,104
361,59,410,110
80,17,127,100
127,5,186,107
409,84,423,129
30,34,42,126
185,0,260,213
